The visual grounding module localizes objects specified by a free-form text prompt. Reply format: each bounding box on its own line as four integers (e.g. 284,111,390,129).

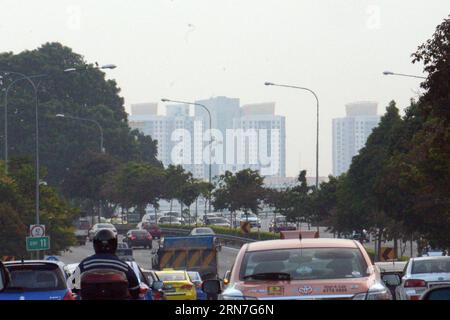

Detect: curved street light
161,98,213,212
264,82,320,191
55,114,105,154
382,71,426,79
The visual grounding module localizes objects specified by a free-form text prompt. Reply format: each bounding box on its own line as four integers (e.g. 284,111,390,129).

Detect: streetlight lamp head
383,71,394,75
55,114,65,118
264,82,274,86
63,68,77,73
101,64,117,70
161,98,170,102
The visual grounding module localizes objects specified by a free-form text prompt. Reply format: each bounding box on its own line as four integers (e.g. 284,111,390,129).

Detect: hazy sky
1,0,448,177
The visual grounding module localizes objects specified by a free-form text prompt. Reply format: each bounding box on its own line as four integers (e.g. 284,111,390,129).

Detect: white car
162,212,185,223
233,212,261,228
88,223,118,241
141,213,160,224
189,227,215,236
396,256,450,300
158,216,183,225
205,217,231,228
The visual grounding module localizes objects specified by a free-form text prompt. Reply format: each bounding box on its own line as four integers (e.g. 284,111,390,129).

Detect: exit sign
26,236,50,251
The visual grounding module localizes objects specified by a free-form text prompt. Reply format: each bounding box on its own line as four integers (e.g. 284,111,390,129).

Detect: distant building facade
332,101,380,176
230,102,286,177
129,97,287,180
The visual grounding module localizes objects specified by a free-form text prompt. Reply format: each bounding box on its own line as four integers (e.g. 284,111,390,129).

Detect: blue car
187,271,207,300
0,260,74,300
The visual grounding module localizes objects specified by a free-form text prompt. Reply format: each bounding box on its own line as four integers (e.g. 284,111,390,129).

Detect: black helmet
93,229,117,254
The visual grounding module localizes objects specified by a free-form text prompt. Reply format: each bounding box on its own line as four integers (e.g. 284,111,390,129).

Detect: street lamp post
55,114,105,153
0,64,115,258
55,113,106,223
382,71,426,79
1,64,115,173
265,82,320,231
0,72,42,231
161,98,213,212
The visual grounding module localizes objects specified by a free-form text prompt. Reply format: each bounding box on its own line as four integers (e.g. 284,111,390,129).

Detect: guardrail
160,227,257,248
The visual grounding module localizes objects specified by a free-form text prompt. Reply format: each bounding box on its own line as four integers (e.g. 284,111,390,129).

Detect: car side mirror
382,274,401,286
151,280,164,291
202,279,222,295
0,262,9,292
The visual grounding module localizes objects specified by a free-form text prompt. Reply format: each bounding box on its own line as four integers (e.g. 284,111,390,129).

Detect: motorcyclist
71,229,140,299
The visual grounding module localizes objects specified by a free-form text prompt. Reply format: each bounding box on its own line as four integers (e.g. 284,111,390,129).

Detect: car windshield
6,264,67,291
193,228,214,234
97,224,114,229
157,272,186,281
239,248,369,281
412,258,450,274
165,212,180,217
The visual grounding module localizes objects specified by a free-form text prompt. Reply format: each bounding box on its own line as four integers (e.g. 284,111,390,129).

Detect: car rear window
157,272,186,281
6,264,67,291
412,258,450,274
239,248,369,281
194,228,214,234
132,230,148,235
98,224,114,229
188,272,201,281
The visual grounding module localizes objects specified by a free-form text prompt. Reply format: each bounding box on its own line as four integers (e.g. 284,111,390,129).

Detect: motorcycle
75,268,131,300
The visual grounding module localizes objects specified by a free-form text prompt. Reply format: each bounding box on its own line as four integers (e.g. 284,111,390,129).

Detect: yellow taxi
155,269,197,300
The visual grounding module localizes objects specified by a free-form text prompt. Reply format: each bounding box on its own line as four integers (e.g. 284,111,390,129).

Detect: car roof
411,256,450,261
156,269,186,274
245,238,360,251
4,260,65,266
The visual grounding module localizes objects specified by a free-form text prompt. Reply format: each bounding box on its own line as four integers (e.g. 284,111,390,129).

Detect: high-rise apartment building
129,98,287,180
332,101,380,176
230,102,286,177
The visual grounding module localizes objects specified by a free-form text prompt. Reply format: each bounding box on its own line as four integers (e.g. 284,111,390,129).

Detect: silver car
396,256,450,300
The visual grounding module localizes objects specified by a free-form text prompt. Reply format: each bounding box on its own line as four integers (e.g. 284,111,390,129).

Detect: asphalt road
60,235,240,278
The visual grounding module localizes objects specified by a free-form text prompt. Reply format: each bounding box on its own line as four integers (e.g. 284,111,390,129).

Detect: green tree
103,162,165,218
0,42,160,192
213,169,266,227
378,17,450,249
162,165,192,212
0,157,78,256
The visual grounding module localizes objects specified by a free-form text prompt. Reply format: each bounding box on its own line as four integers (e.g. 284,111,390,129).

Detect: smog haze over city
2,0,448,176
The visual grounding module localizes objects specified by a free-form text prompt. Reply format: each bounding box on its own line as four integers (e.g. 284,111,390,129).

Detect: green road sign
26,236,50,251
